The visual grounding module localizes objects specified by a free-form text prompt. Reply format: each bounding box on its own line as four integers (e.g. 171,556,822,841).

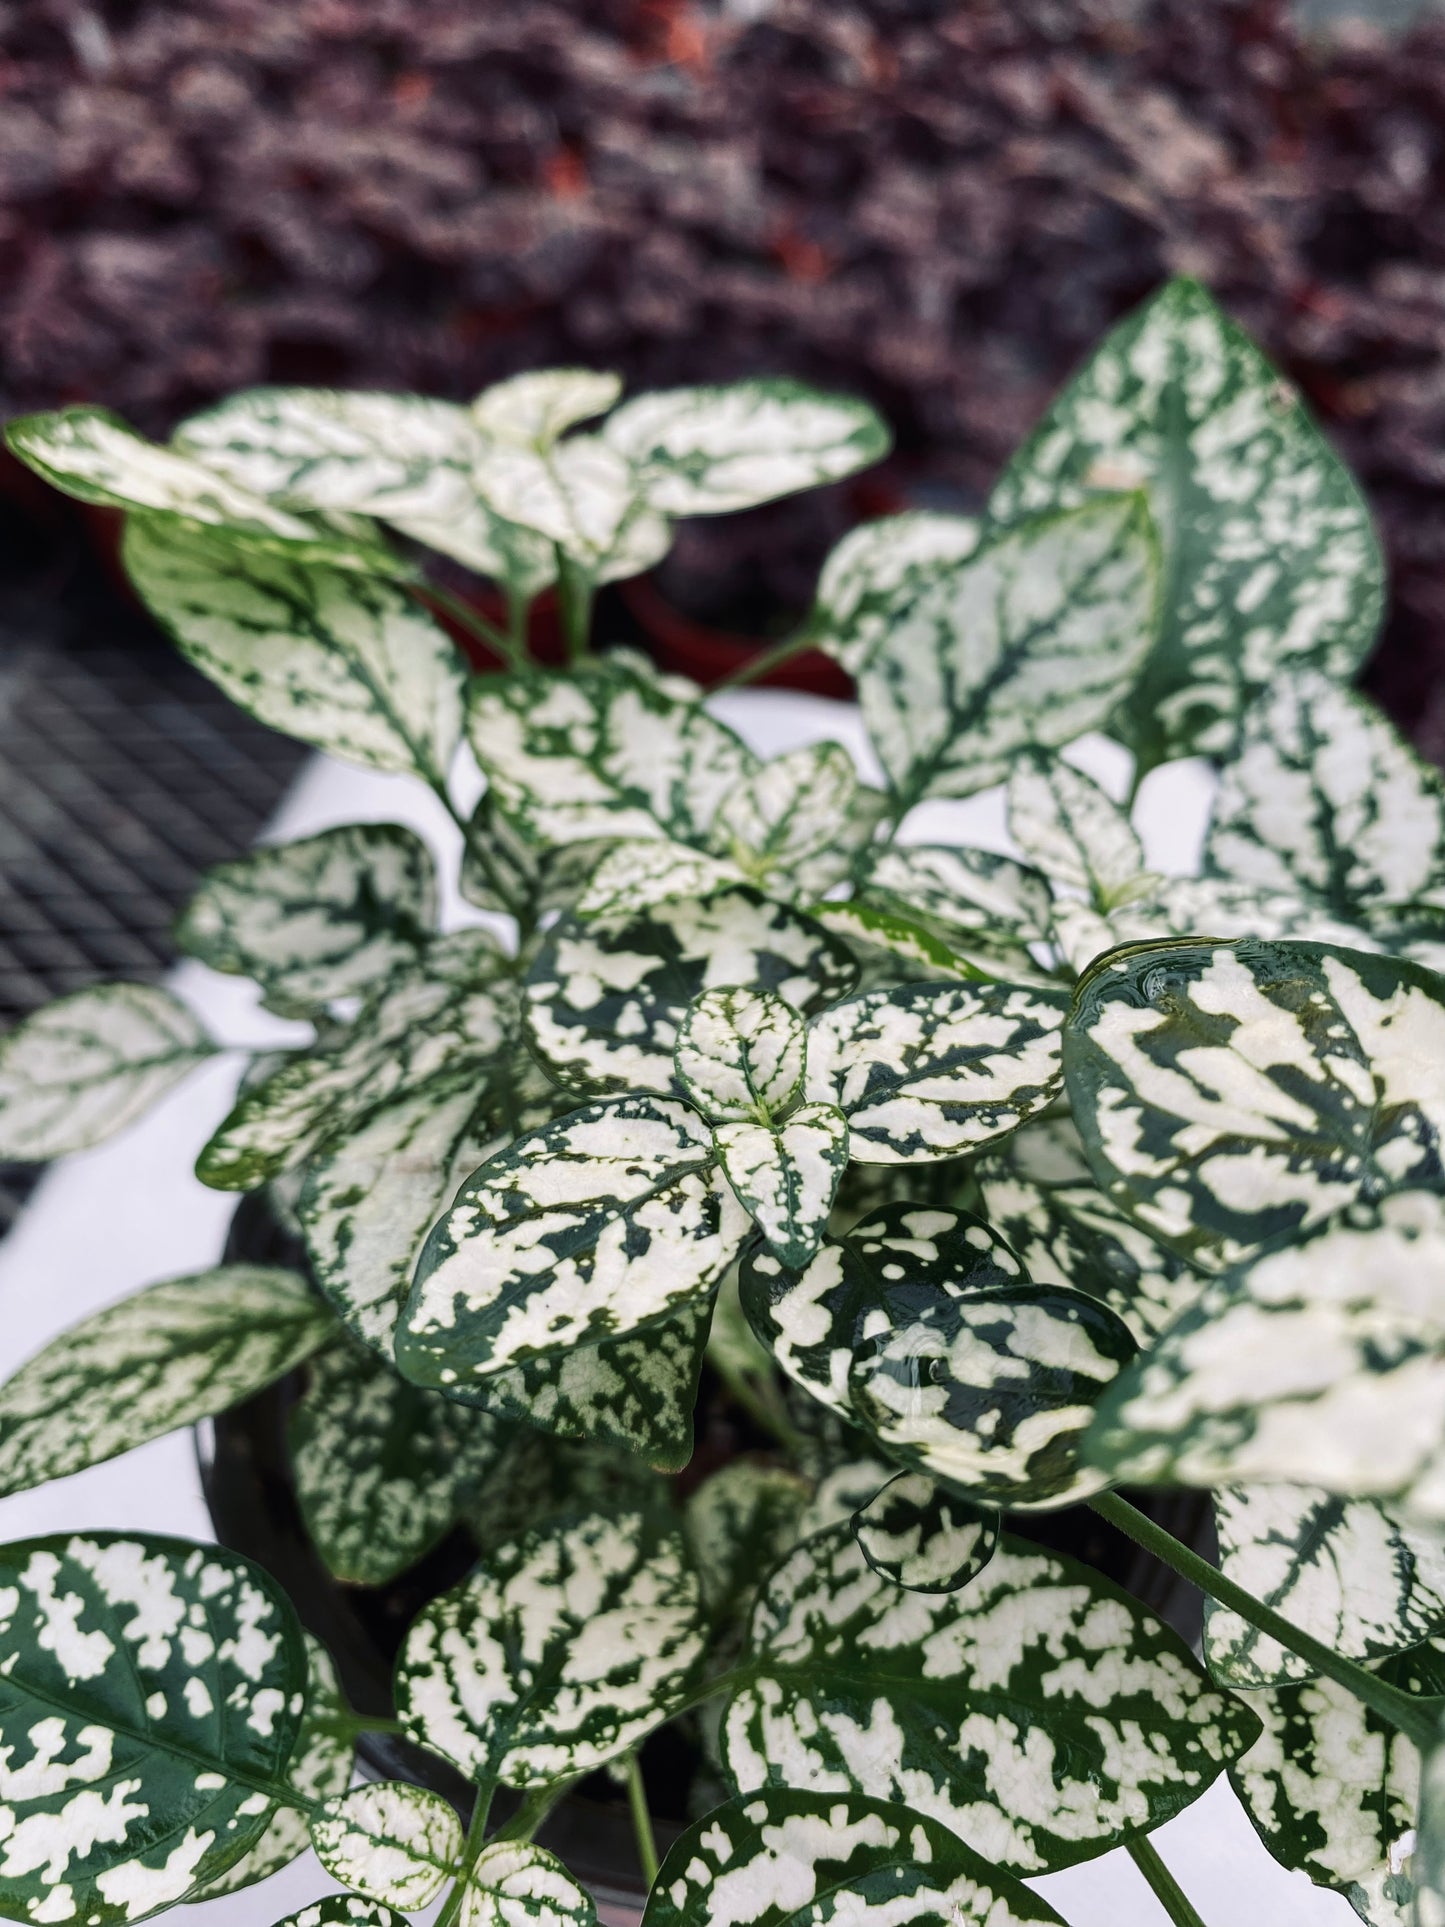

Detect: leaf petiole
625,1753,660,1885
1126,1833,1209,1927
421,581,529,672
713,625,819,691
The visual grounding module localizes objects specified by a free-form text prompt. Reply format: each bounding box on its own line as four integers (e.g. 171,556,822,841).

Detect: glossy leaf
0,1531,307,1922
714,742,886,896
399,1094,749,1385
804,978,1066,1162
851,1472,999,1594
124,515,466,780
716,1103,849,1267
461,1841,597,1927
858,495,1159,811
810,510,982,673
0,981,213,1161
675,987,808,1124
270,1900,407,1927
395,1508,705,1786
311,1781,461,1911
472,367,622,447
723,1522,1259,1873
989,277,1384,764
1006,749,1153,909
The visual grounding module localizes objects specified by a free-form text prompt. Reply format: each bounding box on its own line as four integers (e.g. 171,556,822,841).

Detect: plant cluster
0,279,1443,1927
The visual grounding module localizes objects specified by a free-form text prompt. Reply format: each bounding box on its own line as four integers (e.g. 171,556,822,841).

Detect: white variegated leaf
810,510,982,673
713,742,886,896
459,794,611,923
723,1523,1258,1874
684,1463,810,1630
0,1264,331,1499
461,1841,597,1927
471,433,646,571
311,1781,461,1911
861,843,1055,949
1207,1485,1445,1690
804,979,1066,1162
0,1532,308,1922
399,1094,749,1385
176,823,436,1015
1006,749,1153,908
851,1472,999,1594
1050,873,1381,976
395,1509,705,1785
1417,1718,1445,1927
1064,937,1445,1270
858,495,1160,811
472,368,623,448
0,981,214,1160
576,839,745,920
643,1789,1065,1927
717,1103,849,1268
271,1900,407,1927
989,278,1384,765
124,515,466,780
602,380,889,516
809,899,1026,989
674,987,807,1124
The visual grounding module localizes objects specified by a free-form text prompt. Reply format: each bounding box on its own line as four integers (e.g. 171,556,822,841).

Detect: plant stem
712,626,818,691
1091,1491,1445,1749
434,1780,497,1927
556,550,594,663
429,779,530,931
422,582,528,672
625,1754,661,1886
1127,1834,1209,1927
491,1779,574,1846
709,1350,807,1456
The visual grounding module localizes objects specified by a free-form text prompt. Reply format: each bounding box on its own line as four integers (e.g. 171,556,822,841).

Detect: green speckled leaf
0,1263,331,1500
989,278,1384,765
643,1789,1065,1927
675,987,808,1124
471,434,667,578
270,1899,408,1927
459,794,609,922
684,1463,810,1631
526,888,854,1098
0,981,214,1161
1007,750,1153,910
1232,1640,1445,1926
472,367,622,448
1065,937,1445,1271
176,823,436,1015
860,843,1055,949
396,1508,705,1786
602,380,889,516
575,839,745,921
851,1472,999,1594
713,742,886,897
804,979,1066,1162
716,1103,849,1268
810,899,1051,991
810,510,982,674
1086,1190,1445,1517
722,1522,1258,1874
858,495,1159,811
1206,1486,1445,1690
311,1780,461,1911
399,1094,749,1386
0,1532,308,1922
461,1841,597,1927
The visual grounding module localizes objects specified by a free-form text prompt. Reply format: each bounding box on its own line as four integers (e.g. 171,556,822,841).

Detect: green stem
625,1754,661,1886
709,1350,807,1456
434,1780,497,1927
492,1779,575,1846
506,585,533,656
1091,1492,1445,1750
430,780,530,932
1127,1834,1209,1927
422,582,528,672
712,626,817,691
556,550,595,664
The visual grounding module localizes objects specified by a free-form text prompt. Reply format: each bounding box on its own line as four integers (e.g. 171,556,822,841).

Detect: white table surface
0,689,1351,1925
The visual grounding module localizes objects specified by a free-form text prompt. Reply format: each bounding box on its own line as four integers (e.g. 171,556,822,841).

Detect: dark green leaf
850,1472,999,1593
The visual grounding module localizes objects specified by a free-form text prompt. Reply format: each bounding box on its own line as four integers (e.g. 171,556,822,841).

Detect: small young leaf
809,899,1040,989
0,1531,307,1922
851,1472,999,1594
1064,937,1445,1270
471,434,654,573
643,1789,1066,1927
723,1523,1258,1874
0,981,213,1160
472,367,623,447
0,1264,331,1499
270,1901,407,1927
989,278,1384,765
1006,749,1152,908
462,1841,597,1927
716,1103,849,1267
176,823,436,1014
125,515,466,780
311,1781,462,1910
575,839,746,921
400,1094,750,1385
810,510,982,673
858,495,1159,811
675,987,807,1124
860,843,1054,949
1206,1485,1445,1690
602,380,889,516
684,1463,810,1629
395,1509,705,1785
714,742,886,896
804,978,1066,1162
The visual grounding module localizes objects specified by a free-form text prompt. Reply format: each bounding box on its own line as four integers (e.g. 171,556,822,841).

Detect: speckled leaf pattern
395,1509,705,1786
810,510,982,673
1206,1486,1445,1689
0,981,214,1161
860,844,1055,949
176,824,436,1016
270,1900,407,1927
804,978,1066,1162
989,277,1384,764
471,434,665,578
1064,937,1445,1271
643,1789,1066,1927
459,795,610,923
461,1841,597,1927
472,367,622,447
602,380,889,516
289,1339,513,1584
1086,1190,1445,1517
468,661,757,848
574,839,745,921
1007,750,1152,909
310,1781,461,1911
525,889,854,1097
399,1095,750,1385
850,1473,999,1594
739,1202,1028,1420
716,1103,849,1268
674,988,807,1124
808,900,1041,991
723,1522,1258,1874
1231,1640,1445,1927
684,1464,810,1629
858,495,1159,811
713,743,886,897
0,1532,308,1922
0,1264,331,1500
124,515,465,780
